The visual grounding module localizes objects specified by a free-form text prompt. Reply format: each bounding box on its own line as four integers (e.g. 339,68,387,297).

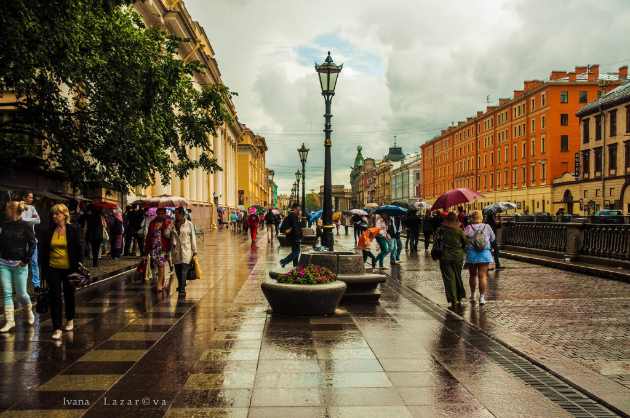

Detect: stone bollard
564,223,584,261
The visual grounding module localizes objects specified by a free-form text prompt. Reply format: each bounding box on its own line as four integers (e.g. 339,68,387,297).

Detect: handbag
187,259,197,280
193,255,202,280
431,227,445,261
69,263,92,289
137,258,147,274
144,255,153,281
35,284,50,314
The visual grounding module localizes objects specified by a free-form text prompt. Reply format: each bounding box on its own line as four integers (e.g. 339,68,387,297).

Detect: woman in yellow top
41,204,83,340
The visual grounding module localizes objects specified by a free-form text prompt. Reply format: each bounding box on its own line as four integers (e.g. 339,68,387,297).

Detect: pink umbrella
248,207,256,215
431,188,485,210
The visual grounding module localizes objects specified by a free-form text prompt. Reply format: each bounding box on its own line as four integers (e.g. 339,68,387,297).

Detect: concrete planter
261,279,346,316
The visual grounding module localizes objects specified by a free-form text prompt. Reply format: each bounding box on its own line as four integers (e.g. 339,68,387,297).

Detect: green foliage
277,265,336,285
305,193,321,212
0,0,237,192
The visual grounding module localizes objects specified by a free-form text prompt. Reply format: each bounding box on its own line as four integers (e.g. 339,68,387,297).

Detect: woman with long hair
164,207,197,295
143,208,171,292
41,204,83,340
0,201,36,332
464,210,496,305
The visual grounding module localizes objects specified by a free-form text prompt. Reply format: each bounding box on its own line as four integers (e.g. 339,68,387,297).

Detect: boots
1,306,15,333
24,303,35,325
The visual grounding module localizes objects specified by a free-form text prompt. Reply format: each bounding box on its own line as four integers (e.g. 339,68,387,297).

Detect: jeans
389,238,398,264
29,238,40,288
48,267,74,331
124,227,135,255
280,239,301,267
344,225,349,234
491,239,501,267
174,263,189,291
275,225,279,235
266,225,274,241
89,239,102,266
405,229,410,250
354,226,361,244
396,237,403,260
0,264,31,307
409,231,419,252
374,236,389,267
362,250,376,268
423,230,433,250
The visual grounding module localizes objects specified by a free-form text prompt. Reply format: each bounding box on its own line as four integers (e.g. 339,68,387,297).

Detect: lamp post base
321,227,335,251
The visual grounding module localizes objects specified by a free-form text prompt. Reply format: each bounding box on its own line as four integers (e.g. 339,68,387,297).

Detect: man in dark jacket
485,213,504,270
404,210,421,252
279,203,303,268
351,214,362,244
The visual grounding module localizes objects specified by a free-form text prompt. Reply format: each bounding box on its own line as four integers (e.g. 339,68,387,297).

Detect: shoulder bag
431,227,445,261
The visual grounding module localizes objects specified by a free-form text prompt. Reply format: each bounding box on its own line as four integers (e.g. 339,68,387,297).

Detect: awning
0,184,70,200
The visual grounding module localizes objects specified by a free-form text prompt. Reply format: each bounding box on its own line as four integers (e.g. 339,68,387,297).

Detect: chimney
568,72,576,81
477,111,484,117
550,71,567,80
575,66,588,75
458,121,464,127
514,90,523,98
486,106,496,113
448,127,454,133
499,98,510,105
619,66,628,79
590,64,600,78
441,130,447,135
467,117,473,122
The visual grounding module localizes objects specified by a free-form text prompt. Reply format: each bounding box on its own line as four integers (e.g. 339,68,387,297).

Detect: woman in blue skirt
464,210,496,305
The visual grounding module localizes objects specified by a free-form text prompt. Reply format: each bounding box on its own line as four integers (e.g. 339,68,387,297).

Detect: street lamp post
315,51,343,251
295,171,301,209
298,143,310,227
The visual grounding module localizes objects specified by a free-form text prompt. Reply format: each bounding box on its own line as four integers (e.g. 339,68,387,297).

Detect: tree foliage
0,0,236,192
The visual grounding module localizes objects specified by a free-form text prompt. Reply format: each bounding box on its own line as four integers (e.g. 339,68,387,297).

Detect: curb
382,271,630,418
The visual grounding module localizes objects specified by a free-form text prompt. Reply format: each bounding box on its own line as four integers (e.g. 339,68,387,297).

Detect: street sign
574,153,580,177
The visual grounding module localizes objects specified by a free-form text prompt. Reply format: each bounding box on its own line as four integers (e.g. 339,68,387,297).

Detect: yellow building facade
237,125,271,208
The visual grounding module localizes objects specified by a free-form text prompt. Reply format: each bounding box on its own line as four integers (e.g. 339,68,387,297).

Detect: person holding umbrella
164,207,196,295
373,212,392,269
357,228,378,269
143,208,172,292
405,210,421,252
264,209,276,243
247,208,259,243
437,212,468,309
422,211,434,253
485,213,504,271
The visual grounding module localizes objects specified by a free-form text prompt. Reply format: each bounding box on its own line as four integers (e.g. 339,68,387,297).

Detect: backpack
431,227,444,261
472,224,488,252
280,214,291,235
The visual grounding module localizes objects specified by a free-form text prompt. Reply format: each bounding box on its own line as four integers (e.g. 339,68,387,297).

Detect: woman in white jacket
164,207,197,295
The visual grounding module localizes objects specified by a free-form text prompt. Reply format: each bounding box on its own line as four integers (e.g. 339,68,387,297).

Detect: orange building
421,65,627,214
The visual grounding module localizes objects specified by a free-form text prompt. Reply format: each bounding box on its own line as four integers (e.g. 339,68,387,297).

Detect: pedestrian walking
40,204,83,340
237,210,244,232
436,212,468,309
231,211,238,231
352,214,362,245
313,217,323,248
20,190,41,291
275,213,282,235
373,213,391,269
0,201,36,332
464,210,496,305
247,213,259,243
422,211,433,253
391,216,402,265
108,212,124,259
485,213,504,270
143,208,172,292
279,203,303,268
85,210,106,267
242,211,249,234
264,209,276,243
359,230,376,269
405,210,421,252
164,207,196,295
123,205,136,256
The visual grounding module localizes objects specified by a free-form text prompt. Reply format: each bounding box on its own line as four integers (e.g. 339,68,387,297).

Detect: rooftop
576,80,630,115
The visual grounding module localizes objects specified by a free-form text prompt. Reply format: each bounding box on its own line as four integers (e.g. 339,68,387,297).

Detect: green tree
0,0,236,192
305,193,321,212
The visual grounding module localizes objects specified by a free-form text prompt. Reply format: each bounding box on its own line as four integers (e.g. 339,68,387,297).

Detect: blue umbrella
375,205,407,217
309,209,323,222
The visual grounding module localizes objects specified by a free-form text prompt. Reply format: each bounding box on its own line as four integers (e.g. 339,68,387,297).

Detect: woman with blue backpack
464,210,496,305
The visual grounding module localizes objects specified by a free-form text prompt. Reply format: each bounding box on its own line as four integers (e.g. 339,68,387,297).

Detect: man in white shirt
21,190,41,291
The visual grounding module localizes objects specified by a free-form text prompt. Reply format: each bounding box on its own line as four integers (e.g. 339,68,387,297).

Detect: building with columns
237,125,270,209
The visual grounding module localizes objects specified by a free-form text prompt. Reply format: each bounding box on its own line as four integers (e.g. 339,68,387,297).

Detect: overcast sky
185,0,630,196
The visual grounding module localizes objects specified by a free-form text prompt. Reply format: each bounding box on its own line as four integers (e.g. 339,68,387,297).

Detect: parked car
593,210,625,224
531,212,553,222
595,210,623,216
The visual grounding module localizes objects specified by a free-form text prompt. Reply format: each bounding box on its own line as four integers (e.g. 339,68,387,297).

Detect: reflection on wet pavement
0,228,622,417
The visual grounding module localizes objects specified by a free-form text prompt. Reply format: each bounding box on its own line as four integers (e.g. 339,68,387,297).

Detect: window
513,144,517,160
478,155,481,168
626,143,630,168
583,119,590,143
627,107,630,133
531,138,535,155
561,135,569,151
497,171,501,186
415,172,420,180
595,116,602,140
610,110,617,136
595,149,602,172
484,153,487,167
497,149,501,163
542,115,546,129
518,106,521,117
518,125,521,136
504,168,508,185
491,151,494,165
579,91,588,103
531,119,535,132
541,162,546,181
490,173,494,187
513,167,517,183
514,127,517,137
522,141,526,158
531,165,536,181
560,91,568,103
609,145,617,169
560,114,569,126
582,152,590,174
531,98,535,110
522,122,526,134
505,146,508,162
522,166,526,182
542,93,546,106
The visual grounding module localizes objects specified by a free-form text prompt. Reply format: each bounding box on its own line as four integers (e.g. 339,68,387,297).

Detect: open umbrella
309,209,323,222
272,209,280,215
413,201,432,210
142,194,191,208
351,209,368,216
375,205,407,217
357,227,381,248
391,201,411,209
130,199,146,206
342,210,353,216
431,188,484,211
364,203,379,209
332,212,342,222
87,202,120,212
483,202,516,215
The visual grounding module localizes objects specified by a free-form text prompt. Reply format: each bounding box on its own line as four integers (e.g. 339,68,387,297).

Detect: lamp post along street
298,143,310,227
315,51,342,251
295,170,301,209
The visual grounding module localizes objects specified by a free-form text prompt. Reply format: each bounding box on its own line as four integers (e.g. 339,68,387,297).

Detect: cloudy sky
185,0,630,196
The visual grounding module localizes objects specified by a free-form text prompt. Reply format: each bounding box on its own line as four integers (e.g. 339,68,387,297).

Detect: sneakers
479,295,487,305
470,292,476,304
279,261,286,268
52,331,62,340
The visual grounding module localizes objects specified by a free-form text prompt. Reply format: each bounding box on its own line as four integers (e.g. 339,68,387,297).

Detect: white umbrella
350,209,368,216
413,201,432,210
141,194,191,208
364,203,379,209
483,202,517,215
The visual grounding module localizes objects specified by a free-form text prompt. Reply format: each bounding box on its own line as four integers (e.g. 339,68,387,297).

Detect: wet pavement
0,227,625,417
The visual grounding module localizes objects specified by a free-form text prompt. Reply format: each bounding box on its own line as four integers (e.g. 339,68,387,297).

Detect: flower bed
277,265,336,285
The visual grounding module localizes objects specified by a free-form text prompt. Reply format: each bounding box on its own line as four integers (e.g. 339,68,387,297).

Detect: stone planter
261,279,346,316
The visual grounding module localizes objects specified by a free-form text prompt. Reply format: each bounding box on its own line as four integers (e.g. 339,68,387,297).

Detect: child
360,231,377,269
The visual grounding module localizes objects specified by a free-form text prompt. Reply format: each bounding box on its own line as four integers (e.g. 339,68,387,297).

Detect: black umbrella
391,201,411,209
131,199,145,206
342,210,353,216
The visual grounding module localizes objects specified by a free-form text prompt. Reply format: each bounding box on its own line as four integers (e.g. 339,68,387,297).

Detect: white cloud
184,0,630,196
